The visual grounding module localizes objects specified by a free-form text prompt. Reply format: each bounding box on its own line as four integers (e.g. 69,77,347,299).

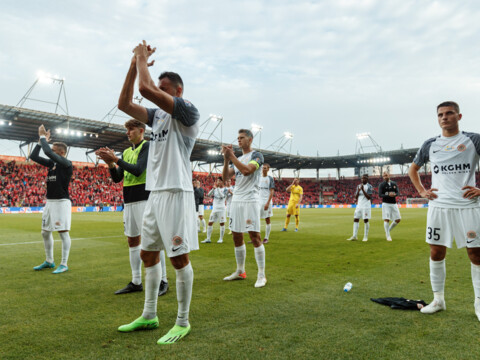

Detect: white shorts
354,206,371,220
382,203,401,221
229,201,260,233
209,210,226,224
197,204,204,216
426,206,480,249
42,199,71,231
123,200,147,237
259,201,273,219
142,191,199,257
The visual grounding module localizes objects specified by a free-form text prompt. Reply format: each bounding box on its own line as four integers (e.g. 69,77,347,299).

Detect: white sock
160,250,167,283
41,230,54,263
430,258,446,297
265,224,271,240
207,225,213,240
364,222,370,238
201,219,206,230
142,262,161,320
219,225,225,240
175,262,193,327
389,221,399,232
129,245,142,285
353,222,359,237
384,222,390,237
471,263,480,298
235,244,246,273
254,244,266,277
58,232,71,267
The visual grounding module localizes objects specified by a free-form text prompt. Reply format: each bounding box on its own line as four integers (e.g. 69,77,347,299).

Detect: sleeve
39,138,72,168
29,144,53,168
366,184,373,196
172,98,200,127
116,142,149,177
378,182,387,199
146,108,157,128
249,151,264,170
393,181,399,195
299,186,303,195
109,165,124,183
208,188,214,197
413,137,436,166
465,132,480,156
269,176,275,189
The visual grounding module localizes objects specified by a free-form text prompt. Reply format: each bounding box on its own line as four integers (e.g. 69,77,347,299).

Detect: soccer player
222,129,266,288
30,124,72,274
194,180,206,233
201,177,228,244
281,178,303,232
116,40,200,344
259,163,275,243
408,101,480,319
225,179,234,234
347,174,373,242
379,171,401,241
95,119,168,296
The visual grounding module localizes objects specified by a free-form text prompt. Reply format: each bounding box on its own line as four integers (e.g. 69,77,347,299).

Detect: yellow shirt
288,185,303,204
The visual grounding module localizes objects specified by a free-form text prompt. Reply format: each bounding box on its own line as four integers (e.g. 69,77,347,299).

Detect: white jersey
413,131,480,208
356,183,373,209
226,186,234,206
208,187,228,212
146,98,200,192
259,175,275,203
231,150,264,202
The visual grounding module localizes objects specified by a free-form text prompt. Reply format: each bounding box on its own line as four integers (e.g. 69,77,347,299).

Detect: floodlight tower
17,71,69,116
355,132,382,154
251,123,263,149
198,114,223,142
267,131,294,154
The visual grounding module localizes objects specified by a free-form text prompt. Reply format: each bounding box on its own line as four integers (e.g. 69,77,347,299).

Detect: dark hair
437,101,460,114
263,163,270,168
218,177,223,181
239,129,254,139
159,72,184,90
53,142,67,154
124,119,146,130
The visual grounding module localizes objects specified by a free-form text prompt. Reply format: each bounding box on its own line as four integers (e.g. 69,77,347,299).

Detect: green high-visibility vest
123,140,147,187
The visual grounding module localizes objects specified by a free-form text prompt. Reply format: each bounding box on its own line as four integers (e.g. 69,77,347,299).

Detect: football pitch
0,208,478,360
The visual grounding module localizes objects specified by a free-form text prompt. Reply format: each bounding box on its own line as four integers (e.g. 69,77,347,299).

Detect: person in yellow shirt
281,178,303,232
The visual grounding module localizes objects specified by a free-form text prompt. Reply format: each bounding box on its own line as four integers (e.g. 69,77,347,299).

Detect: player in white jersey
201,177,228,244
116,40,200,344
225,179,234,235
347,174,373,242
258,163,275,244
222,129,267,288
408,101,480,320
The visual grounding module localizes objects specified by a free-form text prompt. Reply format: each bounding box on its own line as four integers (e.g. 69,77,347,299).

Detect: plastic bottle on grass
343,282,352,292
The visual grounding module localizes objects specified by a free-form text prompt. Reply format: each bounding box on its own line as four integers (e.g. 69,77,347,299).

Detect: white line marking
0,235,124,246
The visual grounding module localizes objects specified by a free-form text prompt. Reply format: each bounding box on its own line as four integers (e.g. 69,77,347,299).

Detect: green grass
0,208,479,359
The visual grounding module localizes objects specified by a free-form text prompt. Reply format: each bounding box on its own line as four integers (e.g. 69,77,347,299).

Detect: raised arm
221,145,236,181
39,137,71,168
30,143,53,168
118,57,149,123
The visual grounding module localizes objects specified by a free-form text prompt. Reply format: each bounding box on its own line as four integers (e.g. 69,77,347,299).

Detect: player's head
437,101,462,133
293,178,299,185
361,174,369,184
238,129,253,150
158,72,184,97
124,119,145,144
226,179,231,186
52,142,67,157
262,163,270,176
382,171,390,181
216,177,224,187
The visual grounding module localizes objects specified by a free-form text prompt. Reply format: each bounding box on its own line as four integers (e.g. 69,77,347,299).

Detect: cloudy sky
1,0,480,175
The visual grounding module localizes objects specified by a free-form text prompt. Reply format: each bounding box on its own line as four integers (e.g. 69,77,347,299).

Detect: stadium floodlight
207,149,221,156
251,123,263,133
8,121,12,126
209,114,223,122
284,131,294,139
356,132,370,140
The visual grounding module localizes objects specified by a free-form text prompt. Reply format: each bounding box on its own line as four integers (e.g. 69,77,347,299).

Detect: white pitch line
0,235,124,247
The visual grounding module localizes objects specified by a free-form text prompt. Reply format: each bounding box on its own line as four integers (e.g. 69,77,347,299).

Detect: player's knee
364,219,369,223
128,236,141,247
354,219,360,223
395,219,401,223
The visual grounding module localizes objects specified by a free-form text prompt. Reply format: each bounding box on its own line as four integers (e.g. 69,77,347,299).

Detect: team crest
172,236,183,246
457,144,466,152
55,221,61,226
467,231,477,239
246,219,252,225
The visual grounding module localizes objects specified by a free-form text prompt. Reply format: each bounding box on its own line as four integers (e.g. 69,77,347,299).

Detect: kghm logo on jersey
467,231,477,239
457,144,466,152
433,163,470,174
150,129,169,142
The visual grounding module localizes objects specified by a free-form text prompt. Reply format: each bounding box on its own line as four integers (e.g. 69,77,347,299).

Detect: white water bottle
343,282,352,292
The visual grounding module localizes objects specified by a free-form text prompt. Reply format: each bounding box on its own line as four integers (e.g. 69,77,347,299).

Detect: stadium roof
0,104,418,170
